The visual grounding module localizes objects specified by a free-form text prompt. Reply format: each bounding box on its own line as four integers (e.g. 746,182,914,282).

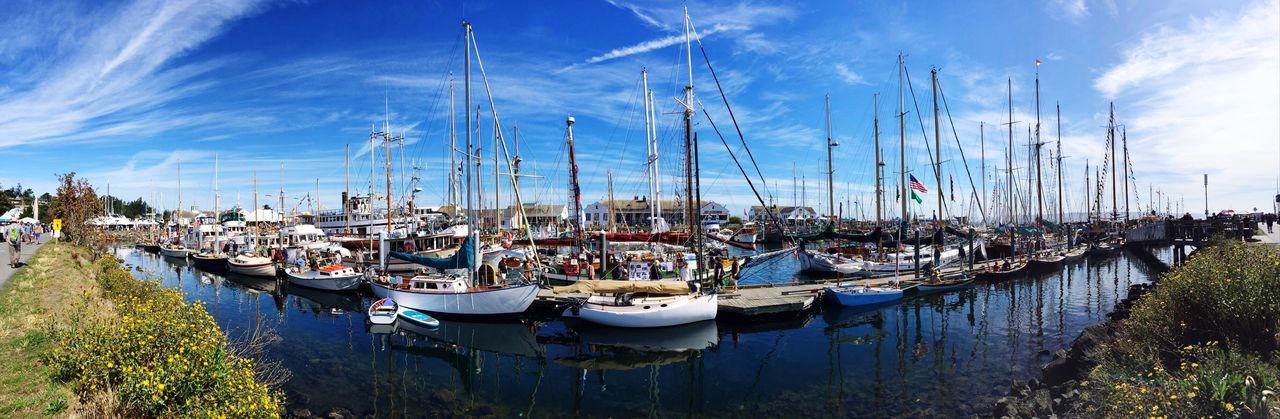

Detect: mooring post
914,228,921,278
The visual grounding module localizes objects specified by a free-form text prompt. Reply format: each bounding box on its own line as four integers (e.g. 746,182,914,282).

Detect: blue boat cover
388,236,475,270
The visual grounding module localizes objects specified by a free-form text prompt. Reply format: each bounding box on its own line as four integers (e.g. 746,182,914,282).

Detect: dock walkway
535,259,999,317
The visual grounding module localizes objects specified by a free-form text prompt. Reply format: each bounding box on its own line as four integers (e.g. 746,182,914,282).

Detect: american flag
909,174,928,193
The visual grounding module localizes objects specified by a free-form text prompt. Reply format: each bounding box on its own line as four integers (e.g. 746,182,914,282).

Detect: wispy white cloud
1047,0,1090,21
833,63,869,86
0,0,270,148
1095,0,1280,211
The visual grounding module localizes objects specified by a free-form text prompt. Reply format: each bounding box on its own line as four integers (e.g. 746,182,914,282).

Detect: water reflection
117,246,1167,417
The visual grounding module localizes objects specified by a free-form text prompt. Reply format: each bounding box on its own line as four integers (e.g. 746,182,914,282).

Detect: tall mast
1007,78,1014,224
252,171,258,254
684,7,696,236
932,68,942,223
385,105,393,233
1121,127,1131,222
214,155,220,255
566,116,583,252
176,162,181,228
650,88,662,229
873,93,882,227
898,54,907,224
826,94,835,223
643,68,654,224
493,119,500,230
607,170,616,232
449,77,457,215
1035,63,1044,224
1109,102,1117,221
344,144,350,234
1056,103,1064,226
980,122,986,224
464,21,476,281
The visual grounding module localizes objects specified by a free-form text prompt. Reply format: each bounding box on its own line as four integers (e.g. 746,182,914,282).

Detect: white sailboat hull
569,293,717,328
285,270,363,291
227,256,276,277
798,251,864,275
159,247,190,258
369,282,538,316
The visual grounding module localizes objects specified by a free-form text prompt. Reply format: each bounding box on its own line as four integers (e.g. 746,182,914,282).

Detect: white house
749,205,818,225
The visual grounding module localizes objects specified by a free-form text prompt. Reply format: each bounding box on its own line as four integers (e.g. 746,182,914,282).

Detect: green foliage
728,216,742,225
1078,241,1280,417
45,255,282,418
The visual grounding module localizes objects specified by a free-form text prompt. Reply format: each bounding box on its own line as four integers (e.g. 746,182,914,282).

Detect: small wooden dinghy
367,298,397,325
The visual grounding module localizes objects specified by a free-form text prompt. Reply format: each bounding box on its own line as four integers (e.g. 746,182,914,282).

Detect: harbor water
115,246,1168,417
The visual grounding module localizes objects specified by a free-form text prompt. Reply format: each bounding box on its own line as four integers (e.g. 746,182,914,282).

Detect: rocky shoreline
991,248,1171,418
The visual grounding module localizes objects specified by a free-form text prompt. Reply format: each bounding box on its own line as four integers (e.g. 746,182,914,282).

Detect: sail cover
553,280,692,295
389,236,475,270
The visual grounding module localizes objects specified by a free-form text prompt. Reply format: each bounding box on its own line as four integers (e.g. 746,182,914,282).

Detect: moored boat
824,283,904,307
367,298,397,325
558,280,717,328
978,259,1029,281
1027,253,1066,272
227,253,275,277
190,252,229,273
917,274,977,294
284,264,362,291
159,244,190,259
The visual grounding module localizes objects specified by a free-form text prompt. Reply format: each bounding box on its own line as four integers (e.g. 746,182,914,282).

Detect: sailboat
227,172,276,277
1027,69,1066,272
558,10,718,327
368,21,538,316
160,163,192,258
192,156,230,273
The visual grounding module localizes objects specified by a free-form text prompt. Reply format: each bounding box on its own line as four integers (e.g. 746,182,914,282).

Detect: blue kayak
396,307,440,328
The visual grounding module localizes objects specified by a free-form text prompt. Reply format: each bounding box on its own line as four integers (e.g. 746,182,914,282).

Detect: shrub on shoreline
44,255,282,417
1077,241,1280,417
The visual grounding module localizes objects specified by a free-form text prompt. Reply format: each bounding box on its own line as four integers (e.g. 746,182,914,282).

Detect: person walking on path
4,222,22,268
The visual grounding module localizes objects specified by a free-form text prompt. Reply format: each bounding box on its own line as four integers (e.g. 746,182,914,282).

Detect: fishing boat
917,273,977,294
227,253,275,277
978,259,1028,281
396,307,440,328
159,242,190,259
824,283,904,307
1027,252,1066,272
367,297,397,325
283,264,362,291
557,279,716,328
1062,245,1088,262
188,251,229,274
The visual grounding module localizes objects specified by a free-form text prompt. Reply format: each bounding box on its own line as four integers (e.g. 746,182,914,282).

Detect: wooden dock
533,260,1000,317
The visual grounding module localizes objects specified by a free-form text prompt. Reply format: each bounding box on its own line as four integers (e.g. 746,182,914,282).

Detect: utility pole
1204,174,1209,219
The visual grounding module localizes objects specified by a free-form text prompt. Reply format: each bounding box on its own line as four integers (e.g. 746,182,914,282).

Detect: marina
116,243,1170,417
1,1,1277,417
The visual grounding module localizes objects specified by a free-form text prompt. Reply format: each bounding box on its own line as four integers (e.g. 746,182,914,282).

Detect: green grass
0,244,76,417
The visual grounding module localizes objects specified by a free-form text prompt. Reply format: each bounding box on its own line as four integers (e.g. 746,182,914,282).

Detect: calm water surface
116,246,1170,418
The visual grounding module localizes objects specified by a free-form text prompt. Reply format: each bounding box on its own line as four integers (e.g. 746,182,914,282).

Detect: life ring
564,261,579,276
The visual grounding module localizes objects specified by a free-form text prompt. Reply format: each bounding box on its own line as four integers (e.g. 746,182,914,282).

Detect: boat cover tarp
835,227,882,243
389,236,475,270
553,280,691,295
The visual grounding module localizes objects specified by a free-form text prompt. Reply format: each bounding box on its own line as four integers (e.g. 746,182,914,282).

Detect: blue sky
1,0,1277,220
